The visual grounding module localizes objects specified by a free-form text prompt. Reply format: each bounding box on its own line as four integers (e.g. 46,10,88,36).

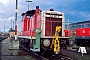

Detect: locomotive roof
72,20,90,25
26,10,35,14
21,10,35,16
21,13,25,16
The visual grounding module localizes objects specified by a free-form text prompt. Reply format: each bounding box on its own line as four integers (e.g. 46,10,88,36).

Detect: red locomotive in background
64,20,90,46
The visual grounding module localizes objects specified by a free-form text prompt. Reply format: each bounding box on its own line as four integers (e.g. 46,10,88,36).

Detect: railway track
42,51,73,60
20,45,74,60
20,45,47,60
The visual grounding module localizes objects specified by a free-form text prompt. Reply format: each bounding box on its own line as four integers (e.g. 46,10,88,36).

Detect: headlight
36,29,41,33
67,40,75,47
43,39,50,47
69,40,75,46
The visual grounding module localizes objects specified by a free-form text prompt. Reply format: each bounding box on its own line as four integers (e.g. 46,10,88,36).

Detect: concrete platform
0,38,35,60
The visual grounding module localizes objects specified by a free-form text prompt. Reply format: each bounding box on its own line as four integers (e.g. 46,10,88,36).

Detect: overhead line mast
15,0,18,40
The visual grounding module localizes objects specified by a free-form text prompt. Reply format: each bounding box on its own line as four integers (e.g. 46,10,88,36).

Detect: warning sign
78,47,87,56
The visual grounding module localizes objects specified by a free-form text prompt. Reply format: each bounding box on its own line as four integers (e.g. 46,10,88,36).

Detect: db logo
82,30,85,33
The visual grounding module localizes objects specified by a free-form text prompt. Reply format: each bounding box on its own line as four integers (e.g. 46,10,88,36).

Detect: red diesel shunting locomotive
18,6,74,54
